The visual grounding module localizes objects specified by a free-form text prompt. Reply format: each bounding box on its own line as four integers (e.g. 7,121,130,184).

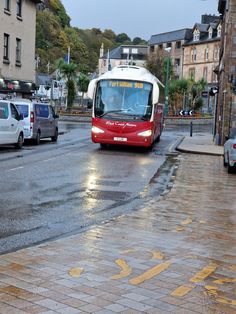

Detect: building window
158,44,163,50
150,46,154,53
175,41,181,49
16,38,21,64
16,0,22,17
208,28,213,39
191,48,197,62
205,47,209,61
189,68,195,80
4,0,10,11
214,45,220,60
166,43,172,48
175,58,180,66
212,69,218,83
217,25,222,37
203,67,208,81
3,33,10,61
193,30,200,41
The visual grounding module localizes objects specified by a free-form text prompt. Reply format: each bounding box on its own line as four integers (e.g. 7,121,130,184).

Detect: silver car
223,137,236,173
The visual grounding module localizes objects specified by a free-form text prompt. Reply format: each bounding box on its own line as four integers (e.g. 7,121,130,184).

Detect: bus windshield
95,80,153,120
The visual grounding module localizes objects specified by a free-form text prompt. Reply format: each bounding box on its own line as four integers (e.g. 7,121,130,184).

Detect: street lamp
164,47,171,116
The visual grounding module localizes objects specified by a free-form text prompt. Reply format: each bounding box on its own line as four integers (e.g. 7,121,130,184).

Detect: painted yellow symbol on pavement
216,297,236,306
199,219,207,224
151,250,165,260
121,248,136,254
190,262,217,283
181,217,193,225
171,285,195,297
111,259,132,280
205,285,218,295
129,261,171,285
174,227,185,232
68,267,84,278
214,278,236,284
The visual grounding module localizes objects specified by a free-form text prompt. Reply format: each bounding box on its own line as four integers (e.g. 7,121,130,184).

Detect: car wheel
15,133,23,149
51,129,58,142
35,131,41,145
228,165,235,173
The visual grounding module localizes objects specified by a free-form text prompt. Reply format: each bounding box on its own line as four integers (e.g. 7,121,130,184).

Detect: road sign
179,110,194,116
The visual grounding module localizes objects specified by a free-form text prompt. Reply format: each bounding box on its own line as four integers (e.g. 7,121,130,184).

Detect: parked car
0,100,24,149
13,100,59,145
223,137,236,173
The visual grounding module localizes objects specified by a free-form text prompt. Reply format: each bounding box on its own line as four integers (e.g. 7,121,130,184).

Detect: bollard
190,121,193,137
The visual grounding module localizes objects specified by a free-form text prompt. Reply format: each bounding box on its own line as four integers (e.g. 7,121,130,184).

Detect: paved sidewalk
176,133,223,156
0,137,235,314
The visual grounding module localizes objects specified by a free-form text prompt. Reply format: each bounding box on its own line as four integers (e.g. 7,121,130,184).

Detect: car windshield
95,80,153,120
15,104,29,118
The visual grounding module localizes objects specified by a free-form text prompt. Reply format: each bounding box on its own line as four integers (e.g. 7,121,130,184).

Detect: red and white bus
87,65,164,148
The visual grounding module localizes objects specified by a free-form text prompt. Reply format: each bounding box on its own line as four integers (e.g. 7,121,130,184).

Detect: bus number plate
114,137,127,142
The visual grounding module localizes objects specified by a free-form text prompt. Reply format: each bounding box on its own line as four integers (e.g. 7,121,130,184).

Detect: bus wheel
100,143,108,149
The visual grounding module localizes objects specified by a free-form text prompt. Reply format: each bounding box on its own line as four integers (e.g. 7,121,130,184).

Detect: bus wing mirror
152,83,159,104
87,79,97,99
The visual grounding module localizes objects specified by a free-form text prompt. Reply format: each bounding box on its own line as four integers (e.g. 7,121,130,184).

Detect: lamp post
164,47,171,116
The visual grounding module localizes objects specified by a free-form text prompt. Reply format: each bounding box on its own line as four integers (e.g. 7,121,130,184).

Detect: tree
145,50,173,83
77,73,90,106
189,78,207,111
116,33,131,44
57,60,78,109
132,37,147,45
169,79,189,115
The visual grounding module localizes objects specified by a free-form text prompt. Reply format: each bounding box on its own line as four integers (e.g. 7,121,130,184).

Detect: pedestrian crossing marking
129,261,171,285
111,259,132,280
190,262,217,283
171,285,194,297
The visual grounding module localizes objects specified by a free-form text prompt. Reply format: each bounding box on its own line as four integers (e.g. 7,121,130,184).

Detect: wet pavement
0,139,235,313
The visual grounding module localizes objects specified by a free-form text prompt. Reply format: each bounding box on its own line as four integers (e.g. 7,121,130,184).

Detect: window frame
4,0,10,12
16,38,21,64
3,33,10,62
16,0,22,18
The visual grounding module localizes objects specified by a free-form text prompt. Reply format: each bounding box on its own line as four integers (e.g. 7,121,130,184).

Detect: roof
149,29,192,45
101,45,148,60
97,65,164,87
193,23,209,33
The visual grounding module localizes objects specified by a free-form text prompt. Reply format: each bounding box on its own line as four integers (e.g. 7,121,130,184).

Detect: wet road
0,121,180,254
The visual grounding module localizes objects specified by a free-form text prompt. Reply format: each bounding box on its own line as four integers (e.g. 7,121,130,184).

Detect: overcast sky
61,0,219,40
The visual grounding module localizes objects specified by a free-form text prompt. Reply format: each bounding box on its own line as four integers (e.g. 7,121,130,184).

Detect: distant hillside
36,0,147,74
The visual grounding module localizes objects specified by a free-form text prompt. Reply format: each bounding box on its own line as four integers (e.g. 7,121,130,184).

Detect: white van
13,100,59,145
0,100,24,149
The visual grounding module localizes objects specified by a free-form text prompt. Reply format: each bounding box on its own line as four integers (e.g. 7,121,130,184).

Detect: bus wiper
99,110,126,117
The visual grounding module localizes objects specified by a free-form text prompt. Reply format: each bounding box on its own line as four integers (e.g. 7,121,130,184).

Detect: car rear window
35,104,49,118
0,103,9,119
15,104,29,118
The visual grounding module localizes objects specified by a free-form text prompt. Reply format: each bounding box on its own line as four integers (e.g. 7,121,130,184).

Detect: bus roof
98,66,164,88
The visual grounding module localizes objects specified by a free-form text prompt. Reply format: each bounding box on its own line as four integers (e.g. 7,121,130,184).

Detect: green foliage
36,0,147,74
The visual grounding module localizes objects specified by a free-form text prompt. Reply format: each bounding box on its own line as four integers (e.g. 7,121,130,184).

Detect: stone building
148,29,192,78
98,44,148,76
216,0,236,144
0,0,40,98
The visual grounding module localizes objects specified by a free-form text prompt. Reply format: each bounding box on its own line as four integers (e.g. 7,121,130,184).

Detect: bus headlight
138,130,152,137
92,126,105,134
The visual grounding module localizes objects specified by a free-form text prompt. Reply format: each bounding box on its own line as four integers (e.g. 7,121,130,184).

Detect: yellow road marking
190,263,217,283
111,259,132,280
121,249,136,254
213,278,236,284
199,220,207,224
175,227,185,232
216,297,236,306
204,285,218,297
129,261,171,285
171,285,194,297
181,217,193,225
68,267,84,278
152,251,165,260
